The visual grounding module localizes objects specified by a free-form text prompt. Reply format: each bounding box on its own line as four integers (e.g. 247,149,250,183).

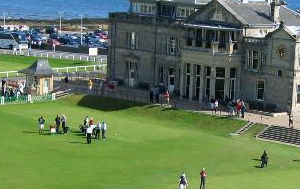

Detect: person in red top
200,168,206,189
164,90,170,106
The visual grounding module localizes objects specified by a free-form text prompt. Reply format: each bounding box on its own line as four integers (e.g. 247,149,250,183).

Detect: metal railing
0,64,107,78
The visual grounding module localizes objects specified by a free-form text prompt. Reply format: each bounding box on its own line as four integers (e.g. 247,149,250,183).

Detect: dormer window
132,2,156,15
176,6,194,18
211,7,224,21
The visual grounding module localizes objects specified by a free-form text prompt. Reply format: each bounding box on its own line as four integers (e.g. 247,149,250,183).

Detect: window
216,67,225,78
168,37,177,55
168,68,175,86
129,32,136,49
132,3,156,15
252,51,259,70
185,64,191,98
297,85,300,104
206,66,211,76
248,50,265,71
257,80,265,101
230,68,236,78
278,70,283,77
176,7,194,18
186,29,193,47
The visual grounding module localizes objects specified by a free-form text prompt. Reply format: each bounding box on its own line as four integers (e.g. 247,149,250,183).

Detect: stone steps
55,89,71,99
257,125,300,146
230,122,255,136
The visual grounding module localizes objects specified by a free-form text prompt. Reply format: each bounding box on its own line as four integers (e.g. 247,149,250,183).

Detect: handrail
0,64,107,77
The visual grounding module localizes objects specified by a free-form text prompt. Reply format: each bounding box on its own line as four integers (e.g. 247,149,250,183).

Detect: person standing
214,99,219,114
241,101,246,118
200,168,207,189
38,116,45,134
86,125,93,144
260,150,269,168
55,115,61,133
101,121,107,140
61,115,67,134
95,121,101,139
155,88,159,104
149,89,154,104
165,90,170,106
178,173,188,189
1,78,6,96
88,79,93,94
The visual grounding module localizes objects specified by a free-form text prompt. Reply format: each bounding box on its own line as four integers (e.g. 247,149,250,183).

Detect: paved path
56,83,300,129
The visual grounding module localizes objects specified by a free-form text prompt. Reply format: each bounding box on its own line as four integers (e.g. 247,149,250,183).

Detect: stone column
202,29,206,48
212,42,219,53
210,67,216,100
189,64,194,101
199,65,204,102
180,63,184,100
224,67,230,99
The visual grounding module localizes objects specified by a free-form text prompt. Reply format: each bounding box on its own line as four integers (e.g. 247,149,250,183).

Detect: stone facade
108,0,300,113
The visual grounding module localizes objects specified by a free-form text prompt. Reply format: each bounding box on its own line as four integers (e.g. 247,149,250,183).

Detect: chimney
271,0,281,23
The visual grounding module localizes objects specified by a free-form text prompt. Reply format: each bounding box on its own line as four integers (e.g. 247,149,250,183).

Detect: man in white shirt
101,122,107,140
95,122,101,139
86,126,93,144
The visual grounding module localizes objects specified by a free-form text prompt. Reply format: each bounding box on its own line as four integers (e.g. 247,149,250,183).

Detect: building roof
131,0,211,5
220,0,300,26
19,59,55,76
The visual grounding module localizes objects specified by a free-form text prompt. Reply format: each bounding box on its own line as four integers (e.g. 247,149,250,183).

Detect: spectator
88,79,93,93
241,101,247,118
101,121,107,140
61,115,67,134
149,88,154,104
236,100,242,118
200,168,207,189
86,125,93,144
38,116,45,134
214,99,219,114
155,88,159,103
210,99,215,113
55,115,61,133
179,173,188,189
95,121,101,139
164,90,170,106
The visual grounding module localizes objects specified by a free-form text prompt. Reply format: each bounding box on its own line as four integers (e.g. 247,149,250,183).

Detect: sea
0,0,299,20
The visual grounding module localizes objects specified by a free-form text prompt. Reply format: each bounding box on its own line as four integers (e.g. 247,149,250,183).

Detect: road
0,49,107,64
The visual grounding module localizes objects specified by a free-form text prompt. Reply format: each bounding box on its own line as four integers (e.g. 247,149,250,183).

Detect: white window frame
130,32,136,50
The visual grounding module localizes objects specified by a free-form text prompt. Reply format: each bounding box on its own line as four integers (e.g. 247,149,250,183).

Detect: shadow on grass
253,165,262,169
69,141,85,144
293,160,300,162
145,105,159,109
22,131,37,134
77,95,144,112
252,158,261,161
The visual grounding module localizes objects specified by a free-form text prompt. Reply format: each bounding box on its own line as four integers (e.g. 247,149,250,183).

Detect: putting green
0,95,299,189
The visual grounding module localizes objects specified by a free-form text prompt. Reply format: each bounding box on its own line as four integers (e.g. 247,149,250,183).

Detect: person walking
86,125,93,144
101,121,107,140
178,173,188,189
200,168,207,189
55,115,61,133
289,113,294,128
61,115,67,134
38,116,45,134
95,121,101,139
260,150,269,168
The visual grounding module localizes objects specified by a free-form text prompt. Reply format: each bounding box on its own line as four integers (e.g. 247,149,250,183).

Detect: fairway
0,95,299,189
0,54,95,72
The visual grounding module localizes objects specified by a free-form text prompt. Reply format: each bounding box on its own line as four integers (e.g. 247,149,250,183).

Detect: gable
266,26,296,41
189,0,244,27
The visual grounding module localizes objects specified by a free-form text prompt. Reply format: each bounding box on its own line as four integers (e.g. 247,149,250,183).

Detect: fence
0,93,56,105
0,64,107,78
0,49,107,64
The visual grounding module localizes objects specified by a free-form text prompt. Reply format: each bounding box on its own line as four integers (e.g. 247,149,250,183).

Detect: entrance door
215,79,225,100
128,62,136,87
43,79,49,94
168,67,175,93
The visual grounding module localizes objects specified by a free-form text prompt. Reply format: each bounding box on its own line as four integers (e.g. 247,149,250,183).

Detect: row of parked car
0,26,109,49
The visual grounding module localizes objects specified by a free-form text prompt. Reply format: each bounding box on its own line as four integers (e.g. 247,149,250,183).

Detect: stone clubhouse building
108,0,300,113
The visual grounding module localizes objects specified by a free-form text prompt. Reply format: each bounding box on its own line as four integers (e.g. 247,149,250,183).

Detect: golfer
200,168,207,189
38,116,45,134
179,173,188,189
101,121,107,140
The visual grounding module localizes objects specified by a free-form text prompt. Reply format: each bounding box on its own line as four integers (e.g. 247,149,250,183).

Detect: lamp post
57,12,64,34
3,12,8,27
79,14,85,46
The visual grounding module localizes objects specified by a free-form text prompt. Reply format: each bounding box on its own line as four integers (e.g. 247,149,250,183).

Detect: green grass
0,54,96,72
0,95,299,189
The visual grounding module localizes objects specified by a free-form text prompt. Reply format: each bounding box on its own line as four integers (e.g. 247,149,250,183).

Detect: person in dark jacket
55,115,61,133
261,150,269,168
